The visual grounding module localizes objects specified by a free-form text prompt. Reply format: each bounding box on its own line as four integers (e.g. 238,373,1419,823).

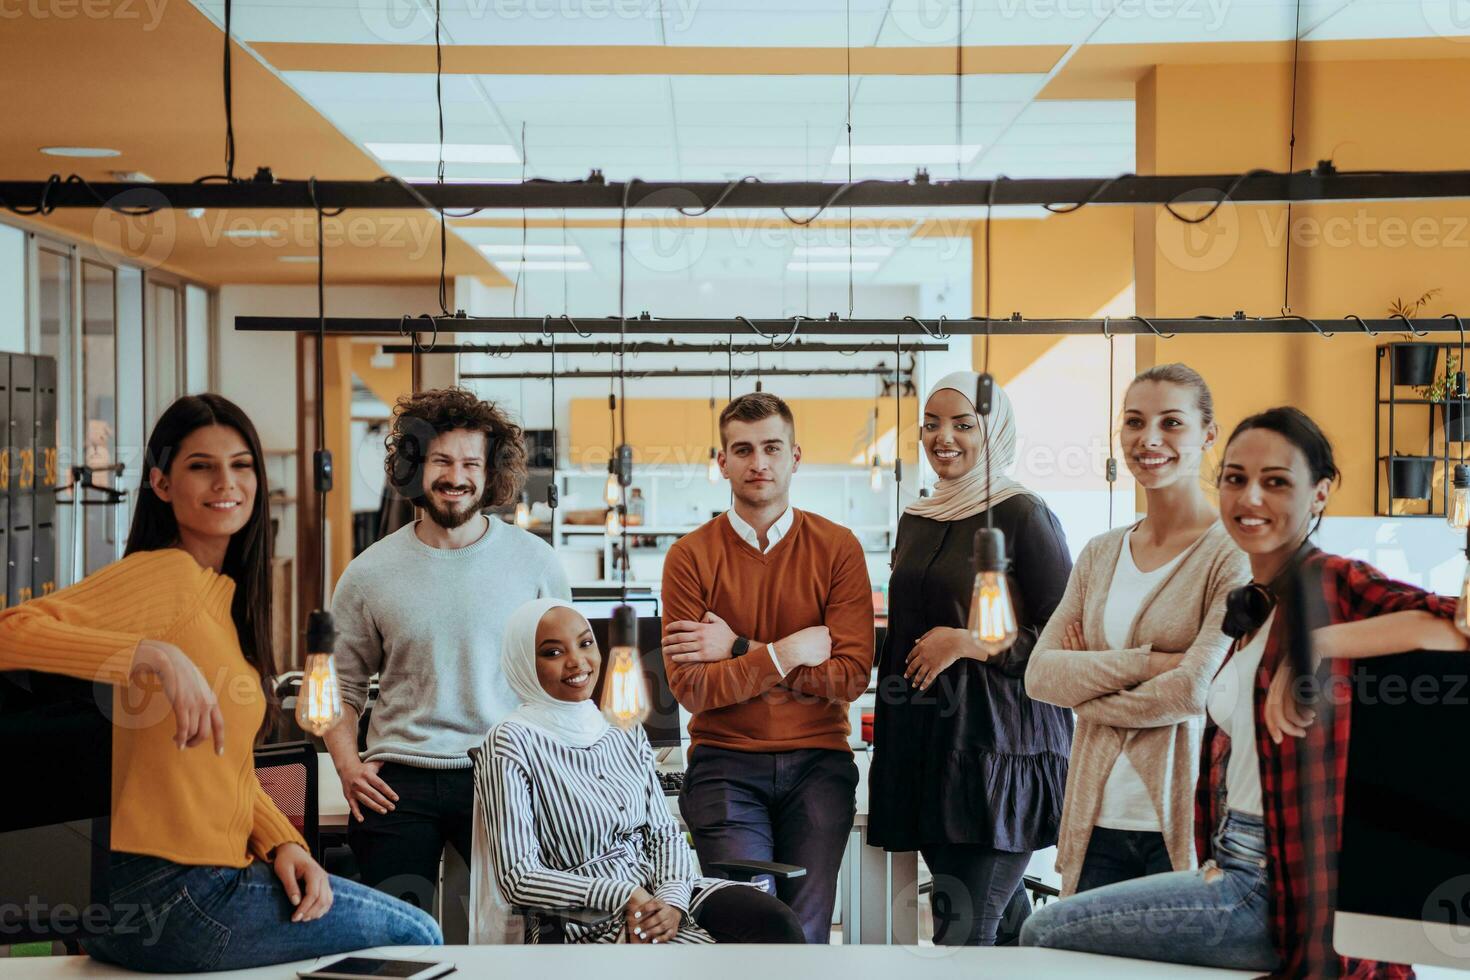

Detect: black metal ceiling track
11,167,1470,212
460,366,910,380
235,315,1470,337
379,340,950,355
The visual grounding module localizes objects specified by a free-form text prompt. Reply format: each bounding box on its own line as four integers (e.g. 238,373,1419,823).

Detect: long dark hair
1220,405,1341,537
125,394,275,736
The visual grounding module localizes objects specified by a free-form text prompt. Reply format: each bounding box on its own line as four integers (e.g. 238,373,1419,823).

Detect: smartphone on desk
299,956,456,980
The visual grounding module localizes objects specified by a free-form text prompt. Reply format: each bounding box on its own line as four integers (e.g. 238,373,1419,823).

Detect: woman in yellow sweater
0,394,440,972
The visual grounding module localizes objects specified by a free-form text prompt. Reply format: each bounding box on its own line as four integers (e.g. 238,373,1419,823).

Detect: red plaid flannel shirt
1195,551,1456,979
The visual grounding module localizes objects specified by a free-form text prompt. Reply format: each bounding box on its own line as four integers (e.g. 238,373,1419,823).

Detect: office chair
465,745,805,944
254,740,320,861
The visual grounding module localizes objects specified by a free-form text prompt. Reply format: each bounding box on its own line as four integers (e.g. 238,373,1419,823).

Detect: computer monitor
0,671,113,944
587,616,682,748
1334,650,1470,969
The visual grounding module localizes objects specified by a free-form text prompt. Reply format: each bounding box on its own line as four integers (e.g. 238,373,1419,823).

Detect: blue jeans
1075,827,1174,894
679,745,858,945
83,852,442,973
1020,811,1281,973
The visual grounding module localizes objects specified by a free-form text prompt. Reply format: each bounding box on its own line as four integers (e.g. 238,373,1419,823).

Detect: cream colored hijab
905,370,1035,522
501,598,611,749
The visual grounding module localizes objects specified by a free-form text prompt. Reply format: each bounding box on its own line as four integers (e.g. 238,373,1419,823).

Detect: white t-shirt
1205,611,1274,818
1094,537,1185,832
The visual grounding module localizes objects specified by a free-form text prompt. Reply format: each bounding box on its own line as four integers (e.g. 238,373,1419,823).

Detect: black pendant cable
845,0,855,322
1447,314,1468,535
223,0,236,182
1281,0,1304,316
616,179,636,600
547,322,559,514
1105,317,1116,529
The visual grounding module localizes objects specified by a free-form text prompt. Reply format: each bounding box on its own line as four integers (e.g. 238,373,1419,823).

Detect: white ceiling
185,0,1458,304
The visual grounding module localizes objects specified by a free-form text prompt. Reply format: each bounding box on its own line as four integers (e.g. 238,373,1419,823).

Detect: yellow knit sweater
0,548,305,867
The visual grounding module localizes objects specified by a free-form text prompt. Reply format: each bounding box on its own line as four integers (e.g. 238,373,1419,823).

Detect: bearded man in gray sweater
325,387,570,908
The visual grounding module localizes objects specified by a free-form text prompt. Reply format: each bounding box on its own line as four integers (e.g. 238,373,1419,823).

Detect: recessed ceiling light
187,207,207,219
277,255,320,264
108,170,155,183
40,146,121,158
786,261,881,273
479,244,582,258
831,145,983,165
367,142,520,164
223,228,281,240
494,260,591,272
792,246,893,259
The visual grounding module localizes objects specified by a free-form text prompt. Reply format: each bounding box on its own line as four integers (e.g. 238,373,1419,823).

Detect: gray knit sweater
332,517,571,769
1025,520,1249,896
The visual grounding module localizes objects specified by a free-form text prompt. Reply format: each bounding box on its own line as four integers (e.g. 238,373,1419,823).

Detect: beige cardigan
1024,520,1249,896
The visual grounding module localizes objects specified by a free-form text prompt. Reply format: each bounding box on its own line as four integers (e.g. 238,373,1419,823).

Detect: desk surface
318,751,875,831
0,944,1265,979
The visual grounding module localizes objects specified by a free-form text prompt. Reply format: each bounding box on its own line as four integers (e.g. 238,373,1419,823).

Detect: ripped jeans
1020,811,1281,972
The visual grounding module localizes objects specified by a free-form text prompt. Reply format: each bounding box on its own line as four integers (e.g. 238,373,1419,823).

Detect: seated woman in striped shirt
478,597,806,945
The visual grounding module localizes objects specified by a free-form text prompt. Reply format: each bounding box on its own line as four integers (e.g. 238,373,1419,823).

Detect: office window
35,246,74,587
0,224,24,353
145,282,180,434
185,284,209,394
81,261,119,576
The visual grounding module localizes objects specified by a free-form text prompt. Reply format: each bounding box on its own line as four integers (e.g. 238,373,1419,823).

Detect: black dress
867,494,1074,853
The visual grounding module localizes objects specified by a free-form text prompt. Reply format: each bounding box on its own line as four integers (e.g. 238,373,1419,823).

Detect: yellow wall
569,397,920,470
1134,59,1470,516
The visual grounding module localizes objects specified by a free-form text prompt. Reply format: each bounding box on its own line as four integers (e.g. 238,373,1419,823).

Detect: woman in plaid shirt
1024,406,1464,978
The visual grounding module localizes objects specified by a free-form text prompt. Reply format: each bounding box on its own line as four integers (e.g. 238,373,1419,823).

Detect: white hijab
905,370,1035,522
501,598,611,749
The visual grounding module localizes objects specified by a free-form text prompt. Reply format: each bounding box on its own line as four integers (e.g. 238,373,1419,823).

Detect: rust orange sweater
661,510,874,753
0,549,306,868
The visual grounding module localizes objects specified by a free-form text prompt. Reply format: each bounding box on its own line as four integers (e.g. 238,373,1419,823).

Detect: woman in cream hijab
475,598,804,945
865,371,1075,946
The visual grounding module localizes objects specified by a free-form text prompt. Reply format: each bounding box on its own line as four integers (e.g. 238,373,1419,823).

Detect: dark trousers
679,745,857,945
347,763,473,911
1075,826,1174,894
693,885,807,944
919,842,1033,946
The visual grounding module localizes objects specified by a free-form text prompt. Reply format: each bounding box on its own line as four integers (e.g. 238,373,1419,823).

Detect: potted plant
1388,456,1437,500
1415,350,1470,442
1389,289,1443,386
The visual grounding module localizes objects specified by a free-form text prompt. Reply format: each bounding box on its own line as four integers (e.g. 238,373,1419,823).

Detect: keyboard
657,769,685,796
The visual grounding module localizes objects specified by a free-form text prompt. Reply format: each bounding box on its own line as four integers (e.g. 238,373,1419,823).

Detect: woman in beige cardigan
1025,364,1249,896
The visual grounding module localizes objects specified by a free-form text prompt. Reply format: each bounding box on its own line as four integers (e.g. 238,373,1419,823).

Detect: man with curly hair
324,387,570,909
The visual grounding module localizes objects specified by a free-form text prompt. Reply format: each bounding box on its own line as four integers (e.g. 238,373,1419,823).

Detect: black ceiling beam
236,315,1470,337
379,340,948,355
10,168,1470,211
460,367,909,381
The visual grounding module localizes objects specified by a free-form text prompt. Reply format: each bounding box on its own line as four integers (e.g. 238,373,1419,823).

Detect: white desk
0,943,1264,979
316,752,919,945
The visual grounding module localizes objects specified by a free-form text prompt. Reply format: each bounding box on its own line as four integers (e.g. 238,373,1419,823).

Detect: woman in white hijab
865,371,1075,946
475,598,805,945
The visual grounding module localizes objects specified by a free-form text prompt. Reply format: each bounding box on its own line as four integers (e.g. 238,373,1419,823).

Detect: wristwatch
731,636,751,659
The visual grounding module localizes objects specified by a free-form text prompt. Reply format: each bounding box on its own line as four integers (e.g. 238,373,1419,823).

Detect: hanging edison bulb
1451,465,1470,531
968,528,1018,656
296,611,344,737
707,447,720,483
601,605,650,730
605,505,622,538
603,461,621,507
514,492,531,529
870,454,883,492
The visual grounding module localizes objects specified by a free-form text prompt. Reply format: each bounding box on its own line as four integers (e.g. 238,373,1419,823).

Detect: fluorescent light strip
831,144,983,165
495,261,591,272
792,246,894,259
786,262,881,273
480,244,583,258
367,142,520,164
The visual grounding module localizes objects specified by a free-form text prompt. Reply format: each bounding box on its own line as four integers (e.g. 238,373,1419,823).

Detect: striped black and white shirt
475,721,735,943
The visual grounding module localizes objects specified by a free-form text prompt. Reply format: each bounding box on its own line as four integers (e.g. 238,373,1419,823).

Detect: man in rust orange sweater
661,392,874,944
